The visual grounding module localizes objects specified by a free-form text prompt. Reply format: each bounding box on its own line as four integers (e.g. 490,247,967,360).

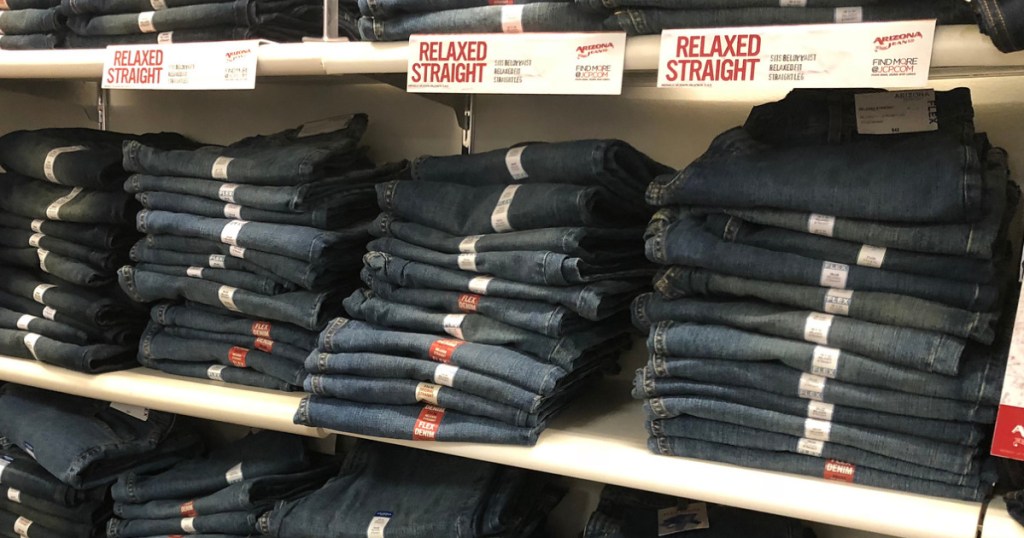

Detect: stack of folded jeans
0,128,194,373
293,139,671,445
0,383,205,538
357,0,606,41
587,0,976,35
117,114,401,390
0,0,65,50
972,0,1024,53
264,439,564,537
60,0,329,48
632,87,1018,501
584,484,817,537
107,430,334,538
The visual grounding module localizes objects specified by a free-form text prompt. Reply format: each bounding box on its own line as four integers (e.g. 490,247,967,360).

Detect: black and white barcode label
43,146,86,183
504,146,528,179
490,185,520,233
798,372,827,400
45,187,83,220
442,314,465,340
218,183,240,203
433,364,458,387
459,235,482,253
211,156,233,179
367,511,392,538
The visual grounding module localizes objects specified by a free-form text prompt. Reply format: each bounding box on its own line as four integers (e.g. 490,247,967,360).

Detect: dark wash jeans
151,302,317,350
0,212,134,250
358,3,606,41
0,448,107,506
0,33,62,50
974,0,1024,52
62,0,228,15
0,173,136,224
66,0,321,36
0,8,64,35
358,0,564,18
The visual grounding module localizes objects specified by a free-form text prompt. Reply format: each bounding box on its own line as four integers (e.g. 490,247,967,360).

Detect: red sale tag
253,337,274,353
413,405,446,441
457,293,481,313
822,459,855,483
228,346,248,367
179,501,197,517
251,321,272,338
428,339,465,363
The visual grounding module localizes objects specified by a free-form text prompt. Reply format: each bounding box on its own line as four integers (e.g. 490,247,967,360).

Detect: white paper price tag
433,364,459,387
804,418,833,441
43,145,86,183
103,41,259,90
415,383,442,405
856,244,887,268
41,307,55,321
207,364,226,381
855,90,938,134
468,276,493,294
458,235,482,253
32,284,54,304
13,516,31,536
807,214,835,237
491,184,520,233
807,400,835,421
657,20,935,89
45,187,83,220
798,372,827,400
0,460,9,483
218,183,239,203
110,403,150,421
504,146,528,180
819,261,849,288
823,288,854,316
367,512,392,538
220,220,248,246
812,345,841,378
407,33,626,95
218,285,241,312
442,314,465,340
803,312,833,345
22,333,40,360
797,438,825,457
225,462,244,484
15,315,34,331
6,488,20,504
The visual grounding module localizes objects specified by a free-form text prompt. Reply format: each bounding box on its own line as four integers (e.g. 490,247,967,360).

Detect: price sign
102,40,259,90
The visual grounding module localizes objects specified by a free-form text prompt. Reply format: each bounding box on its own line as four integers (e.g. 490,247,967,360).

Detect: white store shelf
982,497,1024,538
0,355,325,438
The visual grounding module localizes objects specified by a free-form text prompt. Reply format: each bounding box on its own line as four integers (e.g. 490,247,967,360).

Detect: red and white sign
102,40,259,90
657,20,935,89
407,32,627,95
992,294,1024,459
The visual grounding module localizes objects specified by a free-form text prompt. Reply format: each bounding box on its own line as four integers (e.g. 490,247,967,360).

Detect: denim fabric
0,173,137,224
122,114,368,184
648,437,988,501
632,293,965,375
2,0,59,8
62,0,230,14
371,214,644,263
0,212,135,250
139,322,306,386
344,288,631,369
703,213,997,284
633,370,985,445
67,1,247,35
0,268,139,327
363,252,644,321
646,211,998,311
408,140,671,220
0,448,107,506
654,266,999,343
647,358,996,423
111,431,307,504
1,246,113,288
136,262,288,295
648,322,1002,404
151,302,317,350
136,210,367,264
0,33,61,49
358,0,563,17
646,128,984,223
0,510,90,538
0,305,88,344
378,180,635,235
136,191,376,230
0,227,123,271
0,384,175,488
0,487,105,522
118,266,344,330
138,354,296,391
649,416,985,488
0,129,194,191
294,396,542,444
607,1,975,35
112,465,334,520
0,8,63,34
579,0,875,11
106,510,262,538
0,288,142,346
124,162,400,214
317,317,567,394
974,0,1024,52
0,503,95,537
364,276,591,337
367,236,654,286
0,327,135,373
64,26,263,47
158,325,308,361
306,353,546,410
358,3,605,41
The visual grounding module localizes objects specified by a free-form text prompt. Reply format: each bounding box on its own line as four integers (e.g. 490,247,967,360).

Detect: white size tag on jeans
211,156,233,179
224,204,243,219
367,512,392,538
797,438,825,457
157,31,173,44
855,90,938,135
32,284,54,304
433,363,459,387
207,364,226,381
218,183,240,203
110,402,150,421
856,245,887,268
218,285,241,312
812,345,841,378
806,214,835,237
220,220,247,246
22,333,40,360
798,372,827,400
834,6,862,22
30,220,43,233
37,249,49,272
229,246,247,259
804,418,833,441
45,187,83,220
504,146,528,180
459,235,482,253
42,307,55,321
807,400,836,421
819,261,849,288
468,276,493,294
15,315,35,331
6,488,20,504
225,462,244,484
13,516,31,536
803,312,833,345
442,314,465,340
823,288,854,316
457,253,478,272
415,382,442,405
208,255,226,269
780,0,806,5
501,5,525,32
186,266,204,278
0,460,8,483
181,517,196,533
490,185,520,233
150,0,167,9
43,145,86,184
138,11,156,32
28,233,43,248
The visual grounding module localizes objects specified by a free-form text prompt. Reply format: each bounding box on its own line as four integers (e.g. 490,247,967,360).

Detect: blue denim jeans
151,302,317,350
0,448,108,506
0,212,134,251
139,354,297,391
62,0,228,14
65,0,321,36
0,304,88,344
0,226,123,272
0,327,135,373
106,510,263,538
0,487,105,527
157,324,309,362
358,0,562,17
974,0,1024,52
3,0,59,8
646,210,997,311
653,266,999,343
579,0,877,11
646,128,984,224
0,288,142,346
358,3,605,40
0,8,63,34
136,191,374,230
0,502,96,536
633,370,986,445
0,33,62,50
0,173,136,224
1,246,113,288
122,114,368,185
0,269,140,327
0,510,91,538
136,262,288,295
